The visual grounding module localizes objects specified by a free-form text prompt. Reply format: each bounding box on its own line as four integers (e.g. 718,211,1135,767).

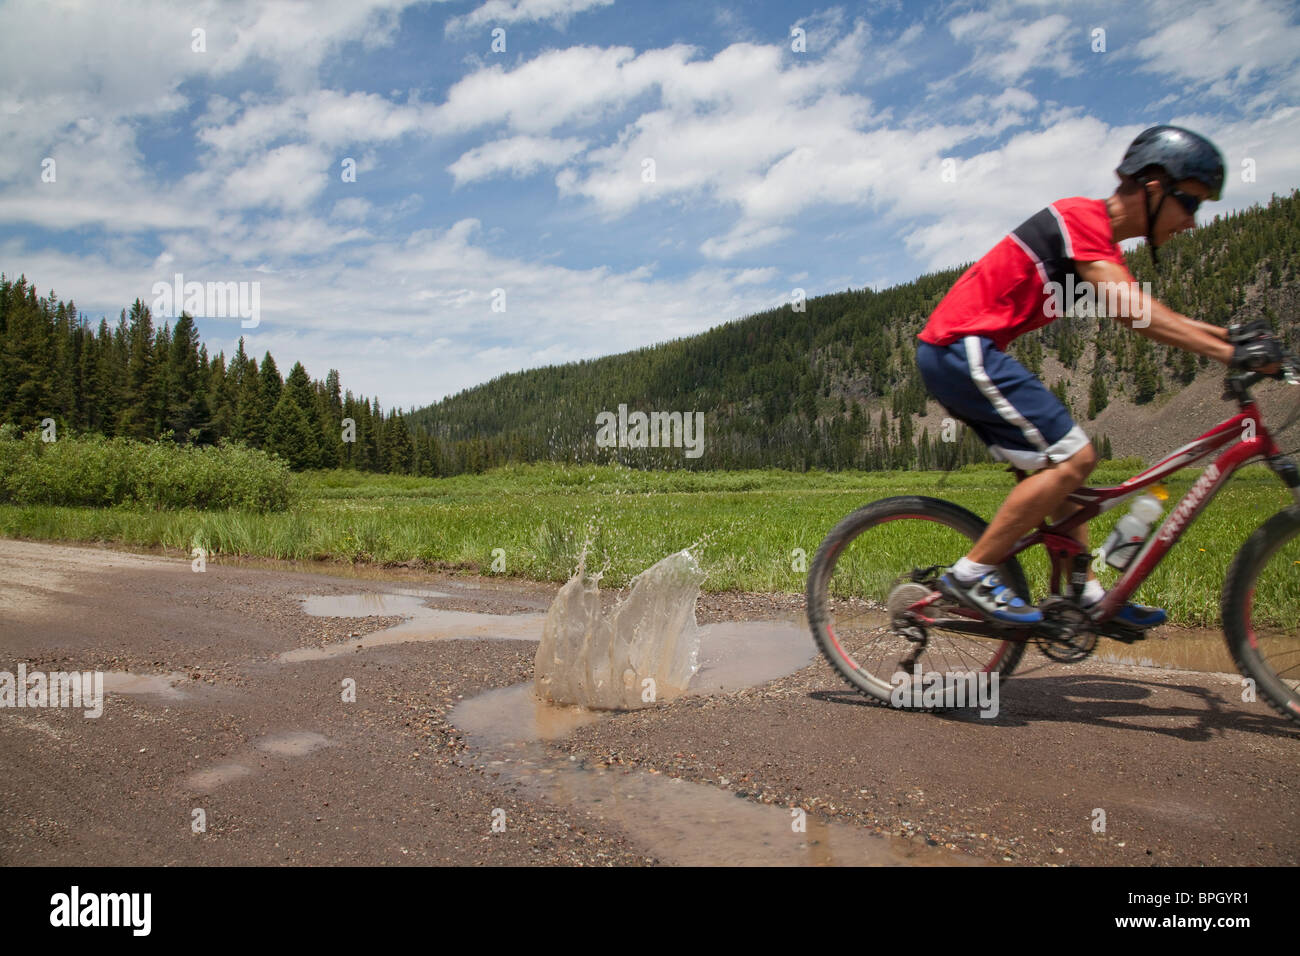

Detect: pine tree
265,392,319,470
0,279,53,427
317,369,343,468
1050,380,1072,416
1135,359,1158,404
208,353,237,441
120,299,159,439
260,352,282,410
235,354,264,447
50,298,77,427
1088,361,1109,418
165,312,208,443
382,413,414,473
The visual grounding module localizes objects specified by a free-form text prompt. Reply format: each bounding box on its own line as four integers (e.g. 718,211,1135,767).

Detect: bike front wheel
806,495,1029,709
1222,507,1300,725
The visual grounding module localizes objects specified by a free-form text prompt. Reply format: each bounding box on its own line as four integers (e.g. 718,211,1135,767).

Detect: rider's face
1150,179,1212,245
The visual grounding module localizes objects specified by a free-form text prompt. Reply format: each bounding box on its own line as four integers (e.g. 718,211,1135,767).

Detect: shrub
0,431,299,511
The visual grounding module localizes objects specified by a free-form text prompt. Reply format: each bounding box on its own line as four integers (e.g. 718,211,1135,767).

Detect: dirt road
0,538,1295,866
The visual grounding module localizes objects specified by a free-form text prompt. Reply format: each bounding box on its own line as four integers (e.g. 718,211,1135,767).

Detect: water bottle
1102,494,1164,570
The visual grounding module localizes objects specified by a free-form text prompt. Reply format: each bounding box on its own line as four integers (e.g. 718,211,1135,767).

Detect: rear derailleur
890,574,937,670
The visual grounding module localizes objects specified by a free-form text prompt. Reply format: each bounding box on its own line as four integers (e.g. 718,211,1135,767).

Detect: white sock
1081,579,1106,606
951,556,997,583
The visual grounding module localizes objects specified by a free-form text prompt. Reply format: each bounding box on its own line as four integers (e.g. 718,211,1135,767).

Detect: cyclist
914,125,1283,626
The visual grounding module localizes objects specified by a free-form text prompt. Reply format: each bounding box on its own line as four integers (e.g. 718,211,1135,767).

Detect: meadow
1,438,1295,627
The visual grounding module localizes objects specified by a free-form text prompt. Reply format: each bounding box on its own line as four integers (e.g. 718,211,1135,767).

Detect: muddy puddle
296,584,963,864
254,730,331,757
184,731,334,793
185,762,254,792
299,588,452,617
689,620,812,694
451,682,966,866
1094,632,1279,676
284,599,547,662
101,671,191,699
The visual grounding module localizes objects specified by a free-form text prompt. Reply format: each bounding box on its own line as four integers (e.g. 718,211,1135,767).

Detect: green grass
0,458,1294,626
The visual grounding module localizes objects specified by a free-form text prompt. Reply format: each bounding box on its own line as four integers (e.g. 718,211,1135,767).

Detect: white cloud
4,0,1299,414
5,210,797,407
331,197,373,222
431,44,676,134
446,0,613,34
0,1,431,175
448,135,586,185
196,90,430,156
220,143,332,210
791,7,849,53
1131,0,1300,105
947,5,1078,83
701,225,793,260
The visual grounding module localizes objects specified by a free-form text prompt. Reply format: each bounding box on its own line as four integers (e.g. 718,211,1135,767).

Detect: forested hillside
409,189,1300,470
3,190,1297,475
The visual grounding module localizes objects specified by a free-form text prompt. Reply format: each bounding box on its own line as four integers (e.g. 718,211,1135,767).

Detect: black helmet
1116,124,1225,200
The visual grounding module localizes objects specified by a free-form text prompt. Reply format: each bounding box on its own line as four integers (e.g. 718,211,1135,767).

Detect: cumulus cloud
448,135,587,185
948,8,1078,83
446,0,613,34
196,90,430,156
2,0,1297,410
1131,0,1300,104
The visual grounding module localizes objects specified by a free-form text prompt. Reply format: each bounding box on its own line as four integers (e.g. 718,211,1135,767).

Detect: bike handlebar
1282,353,1300,386
1223,351,1300,405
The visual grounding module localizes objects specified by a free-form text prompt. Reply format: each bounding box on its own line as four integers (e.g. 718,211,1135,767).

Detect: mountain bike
805,356,1300,725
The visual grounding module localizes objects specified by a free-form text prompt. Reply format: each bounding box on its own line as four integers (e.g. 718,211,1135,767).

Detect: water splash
533,548,705,709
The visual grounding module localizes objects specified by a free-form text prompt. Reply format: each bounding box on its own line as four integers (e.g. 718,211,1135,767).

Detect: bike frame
1004,395,1295,623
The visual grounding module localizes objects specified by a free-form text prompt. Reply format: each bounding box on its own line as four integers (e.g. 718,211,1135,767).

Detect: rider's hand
1230,334,1286,375
1228,319,1274,344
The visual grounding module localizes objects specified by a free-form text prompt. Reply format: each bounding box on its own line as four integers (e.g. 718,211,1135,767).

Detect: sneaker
937,568,1042,625
1112,603,1167,629
1081,595,1167,630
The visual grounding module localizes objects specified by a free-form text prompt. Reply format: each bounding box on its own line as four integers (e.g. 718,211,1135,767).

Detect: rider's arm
1075,259,1234,364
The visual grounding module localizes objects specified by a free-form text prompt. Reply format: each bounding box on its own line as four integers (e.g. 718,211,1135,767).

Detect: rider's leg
917,336,1095,622
966,443,1098,566
1050,495,1105,602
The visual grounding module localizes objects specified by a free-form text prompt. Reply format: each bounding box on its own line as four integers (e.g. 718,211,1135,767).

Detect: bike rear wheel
806,495,1028,709
1222,506,1300,725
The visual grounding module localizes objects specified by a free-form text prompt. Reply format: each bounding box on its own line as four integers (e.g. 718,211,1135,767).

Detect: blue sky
2,0,1298,410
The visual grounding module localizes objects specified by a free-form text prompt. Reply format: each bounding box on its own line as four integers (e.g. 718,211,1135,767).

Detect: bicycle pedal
1097,623,1150,644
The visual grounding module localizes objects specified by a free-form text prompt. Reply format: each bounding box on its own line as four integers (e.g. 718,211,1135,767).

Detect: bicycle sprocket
1036,596,1097,662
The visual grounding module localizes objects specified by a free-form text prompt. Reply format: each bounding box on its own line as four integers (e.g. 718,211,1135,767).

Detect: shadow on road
808,674,1300,741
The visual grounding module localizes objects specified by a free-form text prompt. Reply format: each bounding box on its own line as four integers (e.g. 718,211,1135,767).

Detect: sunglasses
1166,186,1202,216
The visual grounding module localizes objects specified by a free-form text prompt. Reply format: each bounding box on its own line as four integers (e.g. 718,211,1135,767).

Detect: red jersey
917,197,1134,350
